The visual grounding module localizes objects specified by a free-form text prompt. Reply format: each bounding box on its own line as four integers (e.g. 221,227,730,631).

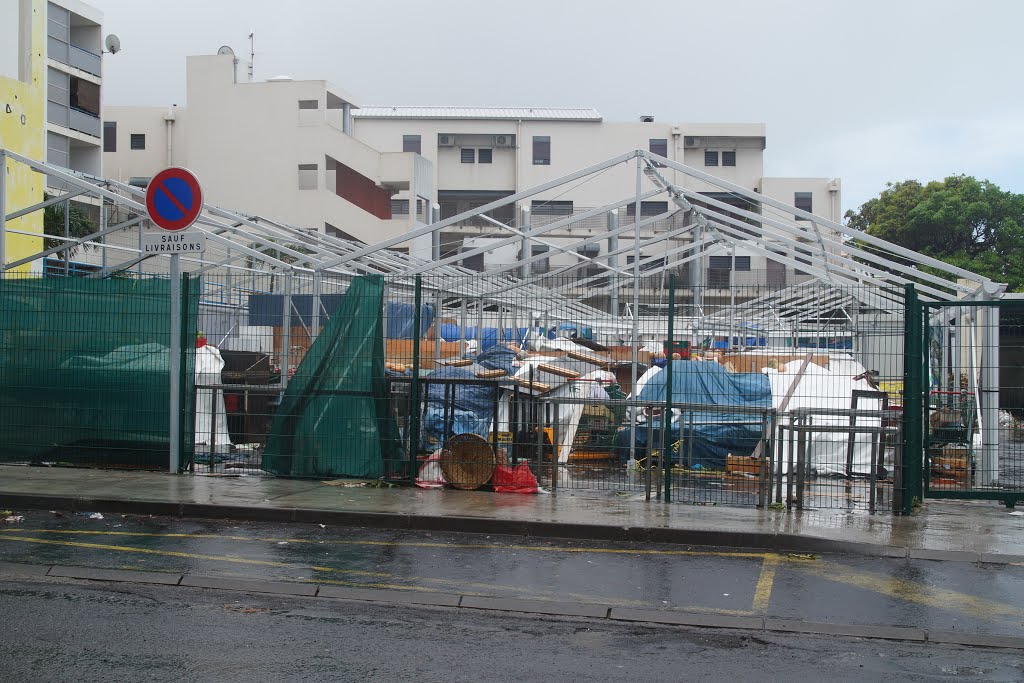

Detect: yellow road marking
794,561,1024,622
0,534,385,576
751,554,780,613
0,533,760,613
0,534,631,604
0,528,772,560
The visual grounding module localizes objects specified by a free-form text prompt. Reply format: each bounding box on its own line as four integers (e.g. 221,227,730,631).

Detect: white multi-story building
105,53,429,245
45,0,104,180
353,110,840,289
105,50,840,291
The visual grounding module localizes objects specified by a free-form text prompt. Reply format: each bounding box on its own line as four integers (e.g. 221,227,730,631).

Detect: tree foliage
845,176,1024,291
43,194,96,260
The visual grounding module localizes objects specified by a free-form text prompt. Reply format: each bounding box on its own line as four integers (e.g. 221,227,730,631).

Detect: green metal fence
916,295,1024,508
0,273,199,470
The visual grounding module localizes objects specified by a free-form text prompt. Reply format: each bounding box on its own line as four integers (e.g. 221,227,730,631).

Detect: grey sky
92,0,1024,216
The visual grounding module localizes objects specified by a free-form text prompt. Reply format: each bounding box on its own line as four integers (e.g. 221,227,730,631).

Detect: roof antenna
248,30,254,81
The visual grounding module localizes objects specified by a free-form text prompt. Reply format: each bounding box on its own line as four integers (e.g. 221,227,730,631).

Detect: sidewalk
2,465,1023,561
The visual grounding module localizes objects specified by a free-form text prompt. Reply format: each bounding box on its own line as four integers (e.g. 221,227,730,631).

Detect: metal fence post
181,274,197,473
169,256,182,473
663,273,675,503
408,275,423,481
0,150,7,273
902,284,923,514
280,271,292,388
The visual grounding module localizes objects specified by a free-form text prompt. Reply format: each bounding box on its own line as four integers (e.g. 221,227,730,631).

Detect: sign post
145,167,204,473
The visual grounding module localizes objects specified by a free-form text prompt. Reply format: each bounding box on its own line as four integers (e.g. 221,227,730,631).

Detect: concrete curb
4,560,1023,651
0,491,1006,564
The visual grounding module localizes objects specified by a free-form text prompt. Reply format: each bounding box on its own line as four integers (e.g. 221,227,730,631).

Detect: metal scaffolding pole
608,209,619,316
981,291,1001,485
280,271,293,388
63,198,70,276
629,156,642,465
310,271,322,343
0,151,6,273
519,207,529,280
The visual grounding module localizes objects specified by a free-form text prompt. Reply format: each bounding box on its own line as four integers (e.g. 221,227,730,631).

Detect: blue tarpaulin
437,325,528,350
621,361,772,469
386,302,434,339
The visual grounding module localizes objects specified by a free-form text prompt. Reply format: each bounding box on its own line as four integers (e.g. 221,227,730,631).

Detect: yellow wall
0,0,45,273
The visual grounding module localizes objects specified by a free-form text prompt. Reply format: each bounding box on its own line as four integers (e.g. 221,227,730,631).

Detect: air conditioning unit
438,134,456,147
493,134,514,148
683,136,701,148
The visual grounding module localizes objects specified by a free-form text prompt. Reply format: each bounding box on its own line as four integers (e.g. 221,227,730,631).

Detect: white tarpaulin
766,356,882,474
194,345,232,448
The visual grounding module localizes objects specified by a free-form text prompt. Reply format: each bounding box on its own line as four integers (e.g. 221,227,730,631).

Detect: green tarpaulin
0,276,198,468
262,275,402,478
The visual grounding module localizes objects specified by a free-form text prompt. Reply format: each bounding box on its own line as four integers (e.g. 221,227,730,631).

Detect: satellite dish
217,45,235,56
104,34,120,54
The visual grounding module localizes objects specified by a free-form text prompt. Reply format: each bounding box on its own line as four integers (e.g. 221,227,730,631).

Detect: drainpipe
163,106,176,167
342,103,353,135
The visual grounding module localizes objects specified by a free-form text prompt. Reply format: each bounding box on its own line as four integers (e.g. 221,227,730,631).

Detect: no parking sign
143,167,206,253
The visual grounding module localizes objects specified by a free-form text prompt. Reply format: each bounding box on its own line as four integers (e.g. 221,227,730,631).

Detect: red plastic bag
492,463,538,494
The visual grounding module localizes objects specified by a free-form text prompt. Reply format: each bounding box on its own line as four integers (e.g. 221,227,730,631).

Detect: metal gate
908,288,1024,509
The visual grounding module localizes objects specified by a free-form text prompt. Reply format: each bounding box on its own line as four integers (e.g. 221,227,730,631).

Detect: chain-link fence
919,299,1024,508
184,271,908,512
0,272,199,469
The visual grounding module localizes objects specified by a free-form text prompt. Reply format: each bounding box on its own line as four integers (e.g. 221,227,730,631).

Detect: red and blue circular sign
145,167,204,232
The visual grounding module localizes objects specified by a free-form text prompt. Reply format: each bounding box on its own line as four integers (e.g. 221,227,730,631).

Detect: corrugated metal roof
353,106,602,121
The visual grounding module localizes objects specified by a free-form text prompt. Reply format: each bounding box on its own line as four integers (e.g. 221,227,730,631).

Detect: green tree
845,176,1024,291
43,194,96,260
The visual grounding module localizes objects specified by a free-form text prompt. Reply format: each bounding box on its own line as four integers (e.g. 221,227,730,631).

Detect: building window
402,134,421,154
709,256,733,270
708,255,751,271
69,76,99,117
390,199,424,215
626,201,669,217
298,164,318,190
103,121,116,153
704,150,719,167
298,99,319,109
531,245,550,274
577,243,600,258
531,200,573,217
722,150,736,167
478,148,492,164
532,136,551,165
794,192,813,220
461,148,475,164
649,138,667,167
130,134,146,151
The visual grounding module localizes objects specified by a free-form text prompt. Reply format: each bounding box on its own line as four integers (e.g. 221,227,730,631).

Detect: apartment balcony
47,102,101,139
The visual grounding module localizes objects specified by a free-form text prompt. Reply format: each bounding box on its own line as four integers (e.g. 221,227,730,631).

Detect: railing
46,102,101,138
69,44,101,76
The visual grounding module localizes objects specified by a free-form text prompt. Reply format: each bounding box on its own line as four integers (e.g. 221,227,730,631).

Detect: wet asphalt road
2,510,1024,639
2,577,1024,683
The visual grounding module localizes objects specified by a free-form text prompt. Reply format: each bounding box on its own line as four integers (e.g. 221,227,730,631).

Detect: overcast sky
91,0,1024,217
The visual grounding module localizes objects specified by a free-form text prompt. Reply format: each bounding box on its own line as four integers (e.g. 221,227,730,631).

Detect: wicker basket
440,433,496,490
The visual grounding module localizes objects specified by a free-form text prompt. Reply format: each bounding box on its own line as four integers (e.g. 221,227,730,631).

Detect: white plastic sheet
766,356,882,475
194,345,232,448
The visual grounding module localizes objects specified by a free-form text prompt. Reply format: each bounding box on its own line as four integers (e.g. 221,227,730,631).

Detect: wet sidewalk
2,465,1023,560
